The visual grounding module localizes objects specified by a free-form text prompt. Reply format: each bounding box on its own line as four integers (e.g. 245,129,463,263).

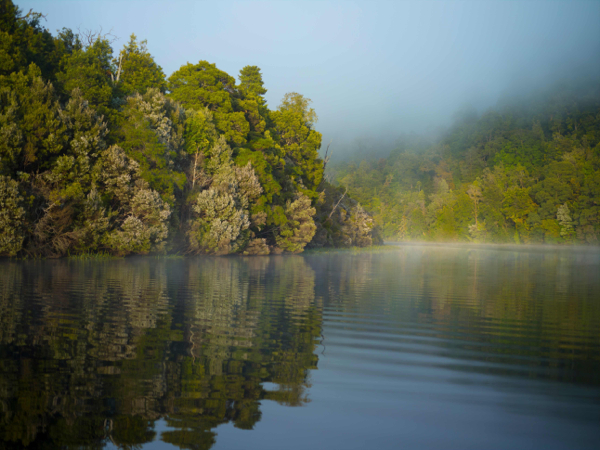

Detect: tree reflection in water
2,247,599,449
0,256,322,449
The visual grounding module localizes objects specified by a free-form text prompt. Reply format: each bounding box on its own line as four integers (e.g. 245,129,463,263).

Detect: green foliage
310,182,381,248
0,0,59,80
56,37,116,119
0,2,377,257
275,193,317,253
186,137,262,255
168,61,250,146
54,27,82,56
238,65,267,96
334,84,600,245
271,93,323,194
0,64,65,173
237,67,269,134
184,107,218,191
95,145,172,256
105,184,171,255
115,88,186,201
0,175,24,255
185,107,217,158
116,34,167,96
278,91,317,127
557,203,575,241
0,57,171,257
235,147,281,203
24,89,111,256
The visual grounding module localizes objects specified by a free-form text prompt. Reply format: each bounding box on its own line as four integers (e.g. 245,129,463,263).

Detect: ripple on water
0,247,598,449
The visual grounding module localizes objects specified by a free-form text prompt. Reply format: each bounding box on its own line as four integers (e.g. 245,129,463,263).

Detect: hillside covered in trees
334,82,600,244
0,0,379,258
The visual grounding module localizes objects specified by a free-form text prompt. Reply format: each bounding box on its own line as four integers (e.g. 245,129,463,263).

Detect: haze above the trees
17,0,600,152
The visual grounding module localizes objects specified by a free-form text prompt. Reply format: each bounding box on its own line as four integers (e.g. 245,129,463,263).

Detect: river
0,245,599,449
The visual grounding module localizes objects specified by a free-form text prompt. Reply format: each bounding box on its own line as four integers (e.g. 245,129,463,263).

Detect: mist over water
1,246,599,449
15,0,600,156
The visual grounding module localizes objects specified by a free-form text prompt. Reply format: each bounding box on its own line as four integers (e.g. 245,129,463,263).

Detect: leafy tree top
0,0,59,80
167,60,237,112
239,65,267,97
278,92,317,128
117,34,167,96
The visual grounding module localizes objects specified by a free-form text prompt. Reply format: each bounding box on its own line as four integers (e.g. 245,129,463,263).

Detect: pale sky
16,0,600,154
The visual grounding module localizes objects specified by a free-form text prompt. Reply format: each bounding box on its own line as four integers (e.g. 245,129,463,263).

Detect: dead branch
77,26,118,47
111,51,123,83
328,188,347,219
322,140,332,171
317,140,333,192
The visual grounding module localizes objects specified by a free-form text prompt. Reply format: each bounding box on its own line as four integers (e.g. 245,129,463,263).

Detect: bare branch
328,188,347,219
115,51,123,82
317,140,333,192
323,140,332,170
77,25,119,48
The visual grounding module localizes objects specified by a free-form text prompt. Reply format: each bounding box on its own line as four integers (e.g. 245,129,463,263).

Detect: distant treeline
334,81,600,244
0,0,379,258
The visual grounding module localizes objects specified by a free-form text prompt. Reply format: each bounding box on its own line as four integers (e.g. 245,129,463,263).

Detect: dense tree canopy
8,0,594,256
334,83,600,244
116,34,167,96
0,0,59,80
0,0,378,258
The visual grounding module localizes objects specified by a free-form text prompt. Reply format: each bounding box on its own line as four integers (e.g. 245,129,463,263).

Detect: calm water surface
0,245,599,449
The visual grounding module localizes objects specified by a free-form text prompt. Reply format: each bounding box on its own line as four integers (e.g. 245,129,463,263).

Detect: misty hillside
333,82,600,244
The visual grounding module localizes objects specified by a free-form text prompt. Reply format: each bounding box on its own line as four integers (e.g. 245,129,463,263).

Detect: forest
0,0,379,258
2,0,599,258
334,81,600,244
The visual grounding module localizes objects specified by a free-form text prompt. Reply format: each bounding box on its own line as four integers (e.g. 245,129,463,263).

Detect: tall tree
56,37,116,120
0,0,59,80
271,92,323,195
238,65,267,96
115,34,167,96
114,88,186,202
168,61,249,146
238,65,269,134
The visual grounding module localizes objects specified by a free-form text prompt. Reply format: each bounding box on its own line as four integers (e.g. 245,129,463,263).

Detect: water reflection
0,256,322,449
1,246,599,449
306,246,600,386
